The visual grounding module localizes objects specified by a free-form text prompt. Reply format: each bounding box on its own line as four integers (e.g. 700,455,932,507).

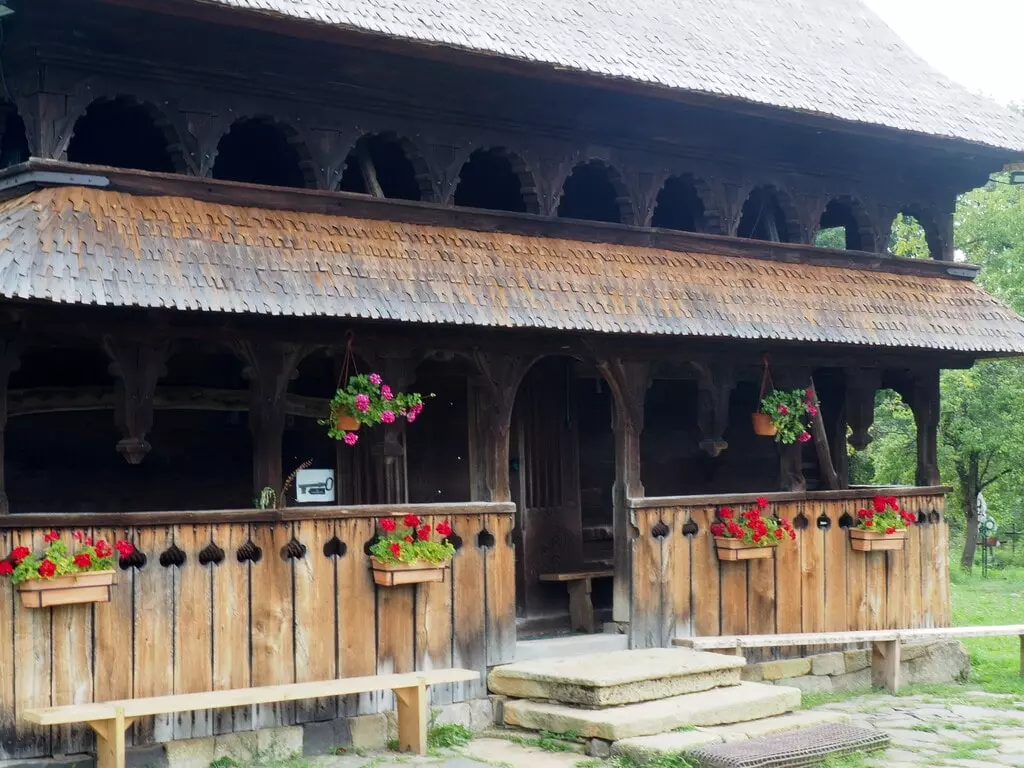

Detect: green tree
888,213,931,259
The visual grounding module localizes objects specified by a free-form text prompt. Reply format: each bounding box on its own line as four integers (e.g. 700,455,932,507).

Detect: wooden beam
355,143,386,199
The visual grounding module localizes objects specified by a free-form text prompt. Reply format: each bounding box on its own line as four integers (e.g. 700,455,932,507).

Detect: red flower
885,496,898,509
43,530,59,544
94,540,112,558
417,525,431,541
73,530,84,542
752,534,762,544
10,546,29,564
864,519,874,527
727,522,744,537
797,431,811,443
872,496,886,513
885,527,896,535
710,522,726,537
857,509,868,519
0,561,12,576
755,496,769,509
777,404,789,416
774,529,785,540
719,507,733,520
403,514,421,529
789,530,797,540
436,521,452,537
85,537,93,546
380,518,397,533
115,540,135,558
389,542,402,558
404,535,413,543
805,388,815,400
38,559,56,578
74,553,92,569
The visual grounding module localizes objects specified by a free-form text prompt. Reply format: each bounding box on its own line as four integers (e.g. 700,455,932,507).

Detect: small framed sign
295,469,336,504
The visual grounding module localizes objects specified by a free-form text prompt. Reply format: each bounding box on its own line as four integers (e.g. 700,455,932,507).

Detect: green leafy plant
760,387,815,444
321,373,431,445
853,495,917,534
369,514,455,566
0,530,134,585
427,723,472,749
709,497,796,547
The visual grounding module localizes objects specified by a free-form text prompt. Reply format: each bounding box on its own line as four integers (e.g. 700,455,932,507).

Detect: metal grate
686,723,890,768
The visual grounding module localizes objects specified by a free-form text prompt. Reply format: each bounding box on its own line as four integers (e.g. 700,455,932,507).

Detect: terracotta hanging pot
336,410,361,432
751,412,777,437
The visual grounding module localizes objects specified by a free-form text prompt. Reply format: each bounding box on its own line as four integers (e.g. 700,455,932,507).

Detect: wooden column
235,342,310,496
370,355,414,504
845,368,881,452
0,331,21,514
467,354,536,503
693,363,735,457
103,336,170,464
597,358,649,624
776,368,809,493
910,368,941,487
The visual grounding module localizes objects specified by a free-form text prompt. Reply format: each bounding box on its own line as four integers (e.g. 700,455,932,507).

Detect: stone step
502,682,800,741
611,711,852,763
489,648,744,707
513,633,628,663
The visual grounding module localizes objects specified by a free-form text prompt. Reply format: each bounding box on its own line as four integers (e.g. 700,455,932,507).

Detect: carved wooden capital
104,336,170,464
692,363,736,457
845,368,881,451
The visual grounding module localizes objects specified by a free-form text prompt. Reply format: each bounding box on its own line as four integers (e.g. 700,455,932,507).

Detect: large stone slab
488,648,744,706
502,682,800,741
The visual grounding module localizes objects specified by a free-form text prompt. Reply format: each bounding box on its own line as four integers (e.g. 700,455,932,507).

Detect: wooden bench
539,569,613,633
673,625,1024,694
23,669,479,768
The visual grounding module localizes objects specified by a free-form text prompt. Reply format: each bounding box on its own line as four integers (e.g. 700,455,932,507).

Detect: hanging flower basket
751,412,777,437
849,496,915,552
335,410,361,432
753,358,813,444
1,530,134,609
369,515,455,587
711,497,795,561
321,372,430,446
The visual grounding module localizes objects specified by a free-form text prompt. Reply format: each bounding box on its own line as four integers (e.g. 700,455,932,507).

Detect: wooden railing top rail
0,501,516,529
628,486,950,510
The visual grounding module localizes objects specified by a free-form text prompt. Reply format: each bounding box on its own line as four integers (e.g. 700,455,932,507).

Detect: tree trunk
960,454,980,570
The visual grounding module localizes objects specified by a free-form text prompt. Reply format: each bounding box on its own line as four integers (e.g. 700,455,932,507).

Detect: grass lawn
950,563,1024,694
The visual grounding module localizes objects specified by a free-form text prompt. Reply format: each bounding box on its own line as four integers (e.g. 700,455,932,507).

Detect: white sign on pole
295,469,336,504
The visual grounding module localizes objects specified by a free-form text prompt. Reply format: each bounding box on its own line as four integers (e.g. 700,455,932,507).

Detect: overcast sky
863,0,1024,105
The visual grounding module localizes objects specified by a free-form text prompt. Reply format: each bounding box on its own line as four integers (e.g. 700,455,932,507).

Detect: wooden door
510,359,583,620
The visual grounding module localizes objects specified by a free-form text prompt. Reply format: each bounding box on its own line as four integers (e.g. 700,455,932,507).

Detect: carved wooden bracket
692,363,736,457
104,336,170,465
910,369,941,487
845,368,881,451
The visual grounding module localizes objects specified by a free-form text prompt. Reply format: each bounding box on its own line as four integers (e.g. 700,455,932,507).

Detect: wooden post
0,329,20,514
369,355,414,504
103,336,170,464
807,379,840,490
845,368,881,452
775,368,809,493
597,358,650,624
467,354,536,503
693,363,735,457
910,368,941,487
234,341,311,497
870,639,901,693
393,681,427,755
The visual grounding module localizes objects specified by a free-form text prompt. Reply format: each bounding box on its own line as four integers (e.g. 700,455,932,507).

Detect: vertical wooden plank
847,532,868,631
668,509,693,641
690,508,720,638
337,517,376,715
747,554,776,657
13,528,51,757
211,523,252,735
484,512,516,666
92,526,134,746
133,526,175,746
885,544,905,631
293,519,337,723
173,525,214,741
918,510,936,629
452,514,487,702
377,541,416,713
630,510,660,649
51,530,93,754
864,552,887,631
774,501,802,657
417,515,454,706
250,523,296,728
936,500,951,627
800,502,826,640
823,515,847,634
719,558,748,637
0,529,15,759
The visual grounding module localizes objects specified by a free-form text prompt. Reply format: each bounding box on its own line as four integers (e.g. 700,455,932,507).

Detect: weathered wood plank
51,530,93,754
935,505,951,626
800,502,826,644
13,528,51,756
0,529,14,759
823,518,847,633
668,510,693,641
173,525,213,740
690,508,720,638
904,511,922,628
452,515,487,701
293,520,337,723
337,517,377,715
885,542,905,631
211,523,252,735
250,524,296,728
133,526,175,745
376,554,415,712
918,513,937,629
484,512,516,666
630,510,661,649
746,553,775,662
416,515,454,706
719,553,748,637
92,527,134,747
774,502,802,648
864,550,887,631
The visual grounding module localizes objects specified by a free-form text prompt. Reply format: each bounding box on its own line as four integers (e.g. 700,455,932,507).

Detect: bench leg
89,707,132,768
871,640,901,694
567,578,595,633
394,681,427,756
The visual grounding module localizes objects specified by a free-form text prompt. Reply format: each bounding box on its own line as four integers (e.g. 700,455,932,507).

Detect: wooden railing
628,488,950,650
0,502,515,760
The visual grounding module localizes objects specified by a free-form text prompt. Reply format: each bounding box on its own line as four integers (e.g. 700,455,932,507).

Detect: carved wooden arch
554,156,637,225
885,204,947,261
449,145,541,214
210,114,320,189
335,130,437,202
63,93,193,174
815,195,880,252
736,182,804,243
648,172,724,234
